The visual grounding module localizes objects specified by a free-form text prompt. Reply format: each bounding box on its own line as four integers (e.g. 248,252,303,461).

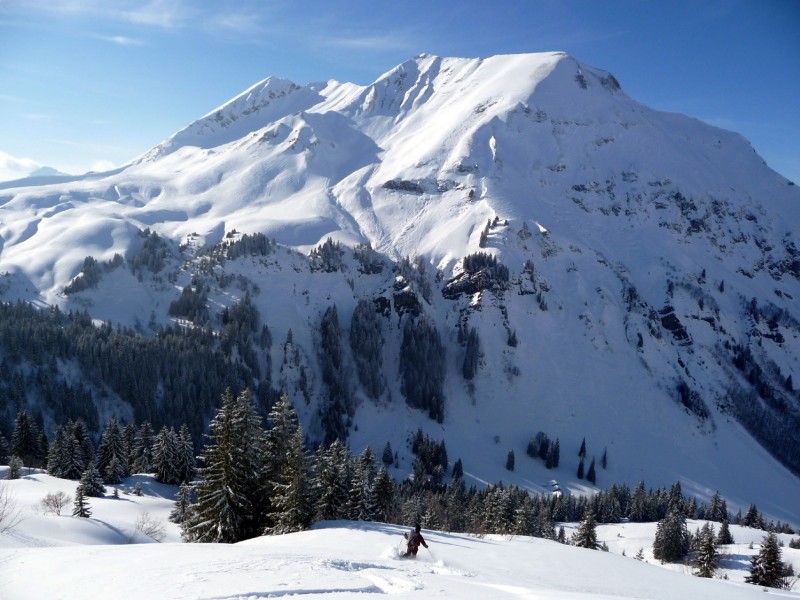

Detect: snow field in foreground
1,469,798,600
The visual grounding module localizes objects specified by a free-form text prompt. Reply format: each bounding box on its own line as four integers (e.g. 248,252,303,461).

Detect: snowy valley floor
1,470,798,600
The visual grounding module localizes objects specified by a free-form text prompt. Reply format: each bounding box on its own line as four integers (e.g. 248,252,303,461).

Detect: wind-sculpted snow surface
0,52,798,522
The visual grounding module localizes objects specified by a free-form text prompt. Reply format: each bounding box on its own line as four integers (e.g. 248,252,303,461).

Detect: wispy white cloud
94,34,145,46
19,112,53,122
322,33,417,52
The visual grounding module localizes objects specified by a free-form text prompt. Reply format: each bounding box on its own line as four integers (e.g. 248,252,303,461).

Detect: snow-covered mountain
0,52,798,524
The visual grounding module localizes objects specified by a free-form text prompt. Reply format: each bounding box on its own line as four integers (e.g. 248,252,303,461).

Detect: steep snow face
138,76,332,161
0,53,798,523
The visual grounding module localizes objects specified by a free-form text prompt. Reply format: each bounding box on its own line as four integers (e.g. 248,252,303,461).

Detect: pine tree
708,491,728,522
694,523,718,578
152,426,179,484
0,434,9,464
716,519,735,545
381,442,393,467
742,503,763,529
131,421,155,473
368,465,395,523
578,438,586,459
72,486,91,518
47,426,67,478
70,420,95,476
265,426,310,535
79,461,106,497
451,458,463,480
577,456,585,479
310,440,351,522
629,481,648,522
587,457,597,485
175,424,196,484
12,410,39,467
462,328,480,380
746,531,792,589
348,447,376,521
182,388,266,543
104,455,127,485
573,507,599,549
6,456,23,479
97,417,127,481
169,483,193,524
545,439,560,469
61,421,90,480
653,510,690,563
505,450,515,471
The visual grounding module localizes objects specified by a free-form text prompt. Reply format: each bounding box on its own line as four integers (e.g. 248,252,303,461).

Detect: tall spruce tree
152,426,180,485
175,424,196,484
367,465,395,523
12,409,39,467
131,421,155,473
265,426,310,535
182,388,266,543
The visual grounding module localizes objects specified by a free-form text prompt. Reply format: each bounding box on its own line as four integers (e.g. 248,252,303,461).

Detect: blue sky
1,0,798,182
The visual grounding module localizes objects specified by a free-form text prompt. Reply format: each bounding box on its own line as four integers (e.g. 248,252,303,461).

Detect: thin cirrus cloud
93,34,145,46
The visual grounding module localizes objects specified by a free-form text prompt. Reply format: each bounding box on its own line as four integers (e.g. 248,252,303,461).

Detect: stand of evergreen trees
177,389,796,546
0,300,273,449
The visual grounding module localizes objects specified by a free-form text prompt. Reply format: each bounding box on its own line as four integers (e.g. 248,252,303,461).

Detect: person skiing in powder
403,525,428,558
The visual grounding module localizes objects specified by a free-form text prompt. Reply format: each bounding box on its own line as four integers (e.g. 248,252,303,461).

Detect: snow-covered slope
2,470,800,600
0,52,798,524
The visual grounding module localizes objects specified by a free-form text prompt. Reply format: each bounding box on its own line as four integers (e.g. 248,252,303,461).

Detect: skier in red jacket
403,525,428,558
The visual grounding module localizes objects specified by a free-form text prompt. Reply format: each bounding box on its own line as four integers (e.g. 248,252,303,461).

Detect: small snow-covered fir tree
79,461,106,497
694,523,717,578
6,456,23,480
169,483,193,524
72,486,91,518
716,519,735,545
573,507,599,549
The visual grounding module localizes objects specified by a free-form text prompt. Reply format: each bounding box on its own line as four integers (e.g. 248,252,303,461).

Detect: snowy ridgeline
1,469,799,600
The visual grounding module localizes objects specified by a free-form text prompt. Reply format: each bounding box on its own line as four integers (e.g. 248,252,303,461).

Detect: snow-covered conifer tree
694,523,717,578
653,509,690,563
72,486,91,518
573,507,599,549
746,531,793,589
79,461,106,497
152,426,179,485
265,426,310,535
182,388,265,543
